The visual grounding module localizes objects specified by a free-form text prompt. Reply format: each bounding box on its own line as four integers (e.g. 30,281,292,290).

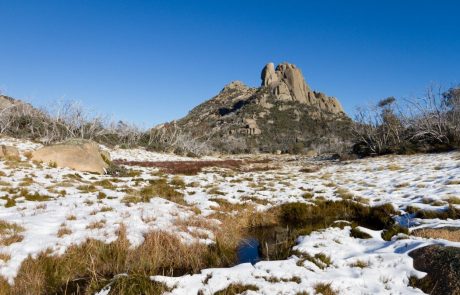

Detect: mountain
156,62,353,154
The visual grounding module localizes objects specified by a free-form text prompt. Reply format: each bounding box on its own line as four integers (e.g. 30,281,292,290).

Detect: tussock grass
447,196,460,205
97,192,107,199
209,198,246,212
295,252,332,269
412,227,460,242
170,176,186,188
350,227,371,239
411,205,460,220
381,225,409,241
279,201,396,231
57,227,72,237
208,187,225,195
77,184,97,193
122,178,184,205
387,164,403,171
0,225,242,294
1,197,16,208
0,252,11,262
94,179,115,189
313,282,337,295
349,259,370,268
299,166,321,173
213,283,259,295
240,196,270,206
0,220,25,246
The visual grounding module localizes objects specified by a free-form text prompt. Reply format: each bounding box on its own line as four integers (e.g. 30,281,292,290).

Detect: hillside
157,63,353,154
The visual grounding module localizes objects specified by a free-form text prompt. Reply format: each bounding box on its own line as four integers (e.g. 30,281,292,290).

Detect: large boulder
31,139,109,174
409,245,460,295
0,145,20,160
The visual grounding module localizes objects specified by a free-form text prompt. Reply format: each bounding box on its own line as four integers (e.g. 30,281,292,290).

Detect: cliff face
158,62,352,154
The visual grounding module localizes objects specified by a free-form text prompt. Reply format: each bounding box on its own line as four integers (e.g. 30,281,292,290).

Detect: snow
0,136,459,293
153,226,460,295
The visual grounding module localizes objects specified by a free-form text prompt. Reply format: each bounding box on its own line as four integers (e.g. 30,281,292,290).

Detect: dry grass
349,259,370,268
412,227,460,242
296,252,332,270
0,252,11,262
213,283,259,295
0,220,25,246
447,196,460,205
86,220,106,230
313,282,337,295
0,224,245,294
387,164,403,171
57,227,72,237
299,166,321,173
122,178,185,205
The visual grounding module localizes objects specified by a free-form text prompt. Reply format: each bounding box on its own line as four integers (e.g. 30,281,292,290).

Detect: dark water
236,226,294,264
237,237,261,264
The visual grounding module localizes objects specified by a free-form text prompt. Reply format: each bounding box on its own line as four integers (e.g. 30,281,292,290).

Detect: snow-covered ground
153,226,460,295
0,136,459,293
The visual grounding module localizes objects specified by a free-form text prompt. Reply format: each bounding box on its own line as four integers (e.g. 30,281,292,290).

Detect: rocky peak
261,62,344,114
220,81,249,93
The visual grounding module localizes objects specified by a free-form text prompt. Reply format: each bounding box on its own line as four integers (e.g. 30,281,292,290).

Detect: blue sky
1,1,459,126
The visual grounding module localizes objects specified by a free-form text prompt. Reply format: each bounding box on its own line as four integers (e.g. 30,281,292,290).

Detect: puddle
237,237,261,264
236,226,295,264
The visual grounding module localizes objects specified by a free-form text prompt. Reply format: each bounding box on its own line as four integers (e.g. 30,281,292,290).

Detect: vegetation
213,283,259,295
278,201,397,231
352,85,460,156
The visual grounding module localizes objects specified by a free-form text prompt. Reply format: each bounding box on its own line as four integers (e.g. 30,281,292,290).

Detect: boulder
409,245,460,295
31,139,108,174
0,145,20,160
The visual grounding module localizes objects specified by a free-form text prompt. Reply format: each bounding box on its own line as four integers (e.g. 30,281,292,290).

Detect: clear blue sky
1,1,459,126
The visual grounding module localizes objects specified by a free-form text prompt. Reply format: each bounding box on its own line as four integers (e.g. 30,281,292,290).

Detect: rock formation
261,62,344,114
160,62,352,154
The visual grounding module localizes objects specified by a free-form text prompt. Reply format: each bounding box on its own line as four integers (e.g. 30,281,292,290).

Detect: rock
0,145,20,160
220,81,249,93
169,62,351,154
409,245,460,295
243,118,261,135
261,63,278,86
260,62,344,114
32,139,108,174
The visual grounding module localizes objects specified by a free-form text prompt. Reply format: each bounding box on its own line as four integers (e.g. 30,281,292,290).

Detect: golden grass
412,228,460,242
213,283,259,295
0,252,11,262
0,220,25,246
0,224,245,294
122,178,185,205
387,164,403,171
313,282,337,295
57,227,72,238
349,259,370,268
